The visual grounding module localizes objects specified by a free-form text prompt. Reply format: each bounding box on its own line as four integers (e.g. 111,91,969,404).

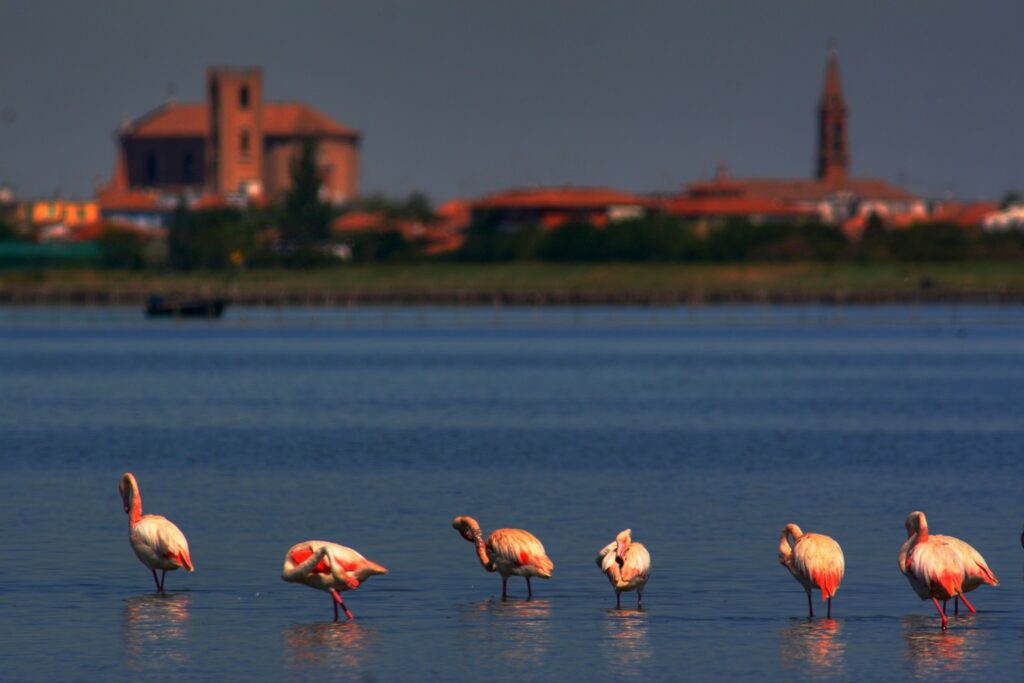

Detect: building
15,198,100,229
470,187,656,231
665,50,926,232
100,66,360,224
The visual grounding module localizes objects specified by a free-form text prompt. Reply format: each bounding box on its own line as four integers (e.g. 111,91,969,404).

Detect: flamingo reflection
601,609,652,667
454,598,553,666
284,621,376,674
902,615,982,678
779,618,845,676
122,593,191,672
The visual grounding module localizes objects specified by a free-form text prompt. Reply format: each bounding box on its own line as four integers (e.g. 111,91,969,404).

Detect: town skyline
1,1,1022,202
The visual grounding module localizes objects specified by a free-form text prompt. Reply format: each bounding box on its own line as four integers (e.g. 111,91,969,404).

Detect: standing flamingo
281,540,388,621
898,511,968,630
778,523,844,618
452,516,553,599
118,472,194,592
596,528,651,609
898,511,998,616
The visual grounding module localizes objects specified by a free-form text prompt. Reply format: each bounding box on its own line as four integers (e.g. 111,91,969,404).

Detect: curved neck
915,513,929,543
125,477,143,525
466,522,492,571
778,524,802,562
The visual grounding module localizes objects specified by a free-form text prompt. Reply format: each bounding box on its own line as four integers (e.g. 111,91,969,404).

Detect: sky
1,1,1022,202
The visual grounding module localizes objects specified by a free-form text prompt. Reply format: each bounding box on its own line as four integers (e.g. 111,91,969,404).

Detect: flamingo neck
471,529,492,571
127,482,143,525
778,524,801,562
916,512,929,543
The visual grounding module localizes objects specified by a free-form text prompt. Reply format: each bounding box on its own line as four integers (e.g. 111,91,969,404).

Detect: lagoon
1,304,1022,681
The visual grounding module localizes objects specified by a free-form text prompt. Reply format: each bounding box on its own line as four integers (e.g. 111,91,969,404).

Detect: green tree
279,139,334,254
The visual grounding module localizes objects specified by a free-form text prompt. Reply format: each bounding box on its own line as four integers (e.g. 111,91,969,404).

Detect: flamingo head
118,472,137,514
615,529,632,560
904,511,926,537
452,516,480,543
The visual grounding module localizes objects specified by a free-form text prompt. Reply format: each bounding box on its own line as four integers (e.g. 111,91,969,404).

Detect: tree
279,139,334,253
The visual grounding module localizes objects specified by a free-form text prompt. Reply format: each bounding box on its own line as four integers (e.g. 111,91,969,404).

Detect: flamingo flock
118,473,1010,629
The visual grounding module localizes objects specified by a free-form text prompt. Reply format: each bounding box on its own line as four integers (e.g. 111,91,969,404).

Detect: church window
240,130,250,157
239,85,250,109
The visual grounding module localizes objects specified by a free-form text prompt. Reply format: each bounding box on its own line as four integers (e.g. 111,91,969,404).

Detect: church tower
206,66,264,195
816,48,848,183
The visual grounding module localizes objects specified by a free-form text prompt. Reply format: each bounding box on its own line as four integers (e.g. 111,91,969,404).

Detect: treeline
452,215,1024,263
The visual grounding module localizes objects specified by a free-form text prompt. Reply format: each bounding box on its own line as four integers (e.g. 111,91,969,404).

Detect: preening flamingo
898,511,998,616
898,511,970,630
452,516,554,599
778,523,844,618
281,540,388,621
118,472,194,592
596,528,651,609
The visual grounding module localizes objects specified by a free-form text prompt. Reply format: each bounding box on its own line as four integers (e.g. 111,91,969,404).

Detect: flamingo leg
637,589,643,610
501,576,508,600
160,570,167,592
958,594,976,614
806,591,814,618
331,589,354,620
943,599,948,614
333,597,339,622
931,597,948,630
616,591,621,609
827,597,832,619
151,569,162,592
526,576,533,599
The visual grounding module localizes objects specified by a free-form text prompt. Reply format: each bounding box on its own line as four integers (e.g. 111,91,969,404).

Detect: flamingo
281,540,388,621
898,511,998,616
596,528,651,609
452,516,553,599
898,511,969,630
118,472,194,592
778,523,844,618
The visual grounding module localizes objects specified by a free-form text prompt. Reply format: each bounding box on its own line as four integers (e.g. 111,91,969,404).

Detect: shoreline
3,263,1024,306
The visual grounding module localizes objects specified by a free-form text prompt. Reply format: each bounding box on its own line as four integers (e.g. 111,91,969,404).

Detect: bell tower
816,48,848,183
206,66,264,195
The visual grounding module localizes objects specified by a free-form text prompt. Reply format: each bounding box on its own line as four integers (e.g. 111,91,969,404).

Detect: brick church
667,50,926,229
100,67,359,223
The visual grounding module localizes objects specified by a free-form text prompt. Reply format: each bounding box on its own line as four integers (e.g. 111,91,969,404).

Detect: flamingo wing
134,515,193,570
619,542,651,583
907,542,964,600
792,534,843,599
488,528,553,576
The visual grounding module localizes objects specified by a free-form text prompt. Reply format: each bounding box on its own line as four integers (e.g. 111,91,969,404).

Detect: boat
146,295,227,318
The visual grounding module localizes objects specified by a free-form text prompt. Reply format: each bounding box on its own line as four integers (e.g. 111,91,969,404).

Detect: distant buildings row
2,53,1022,252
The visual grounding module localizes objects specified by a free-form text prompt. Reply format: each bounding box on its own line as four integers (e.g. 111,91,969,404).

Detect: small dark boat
146,295,227,318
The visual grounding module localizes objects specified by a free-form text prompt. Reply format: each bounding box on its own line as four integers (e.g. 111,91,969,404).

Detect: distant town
1,51,1022,270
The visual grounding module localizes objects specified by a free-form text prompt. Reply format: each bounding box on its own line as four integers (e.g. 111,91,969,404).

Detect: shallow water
1,304,1022,682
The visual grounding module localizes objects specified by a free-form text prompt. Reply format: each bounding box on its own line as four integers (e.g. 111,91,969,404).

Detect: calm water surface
1,305,1022,682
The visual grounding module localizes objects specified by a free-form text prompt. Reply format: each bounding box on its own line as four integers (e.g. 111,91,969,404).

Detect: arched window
240,130,250,157
239,85,250,109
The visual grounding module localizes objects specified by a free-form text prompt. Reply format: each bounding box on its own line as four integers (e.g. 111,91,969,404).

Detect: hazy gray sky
1,1,1021,202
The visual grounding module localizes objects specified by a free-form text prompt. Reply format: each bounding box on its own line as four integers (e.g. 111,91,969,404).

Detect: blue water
1,305,1022,681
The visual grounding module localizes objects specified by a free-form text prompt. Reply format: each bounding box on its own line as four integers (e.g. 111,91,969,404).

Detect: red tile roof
663,196,814,217
473,187,655,210
122,102,357,139
686,177,919,203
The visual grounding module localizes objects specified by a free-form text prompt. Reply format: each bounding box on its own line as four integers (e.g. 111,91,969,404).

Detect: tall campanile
206,66,264,195
816,48,848,183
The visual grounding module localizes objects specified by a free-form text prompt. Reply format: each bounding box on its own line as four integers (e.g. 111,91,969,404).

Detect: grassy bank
2,262,1024,304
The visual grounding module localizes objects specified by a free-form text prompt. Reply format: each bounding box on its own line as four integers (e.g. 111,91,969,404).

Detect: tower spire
816,47,848,183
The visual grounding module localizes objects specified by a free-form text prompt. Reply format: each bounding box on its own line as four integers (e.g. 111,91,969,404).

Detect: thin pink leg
943,599,948,614
332,597,339,622
806,591,814,618
958,594,976,614
331,590,354,620
931,597,948,630
151,569,162,592
526,577,533,599
160,570,167,592
827,597,832,618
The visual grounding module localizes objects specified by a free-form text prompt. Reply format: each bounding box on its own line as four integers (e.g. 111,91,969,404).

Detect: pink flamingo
778,523,844,618
596,528,651,609
899,511,998,616
281,540,388,621
899,511,969,630
118,472,194,592
452,516,554,599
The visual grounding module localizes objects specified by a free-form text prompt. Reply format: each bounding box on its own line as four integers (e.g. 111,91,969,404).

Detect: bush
97,227,145,269
886,223,969,261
